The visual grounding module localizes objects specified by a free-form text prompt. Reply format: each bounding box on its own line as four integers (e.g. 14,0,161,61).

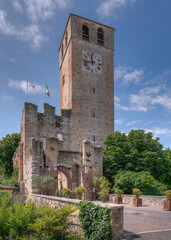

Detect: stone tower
13,14,114,201
59,14,114,151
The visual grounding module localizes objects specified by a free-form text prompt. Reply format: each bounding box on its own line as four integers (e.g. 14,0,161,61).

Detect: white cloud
126,120,137,126
1,95,13,101
9,58,16,63
145,127,171,138
12,0,23,13
115,85,171,112
115,66,143,84
0,10,48,49
115,119,124,124
97,0,136,18
123,69,143,84
24,0,71,22
8,79,44,94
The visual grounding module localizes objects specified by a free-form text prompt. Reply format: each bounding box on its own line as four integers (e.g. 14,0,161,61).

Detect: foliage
103,130,171,185
93,176,111,202
29,205,77,239
164,190,171,200
9,202,38,238
0,195,81,240
55,189,61,197
115,188,123,197
0,169,19,187
79,201,113,240
0,133,20,177
133,188,141,199
32,174,54,194
113,170,167,195
0,195,13,239
142,179,167,196
75,187,86,200
62,188,72,198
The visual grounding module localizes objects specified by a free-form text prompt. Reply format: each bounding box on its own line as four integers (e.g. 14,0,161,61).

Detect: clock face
82,51,102,74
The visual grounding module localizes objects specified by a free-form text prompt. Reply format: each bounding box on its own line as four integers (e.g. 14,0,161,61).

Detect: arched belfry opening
82,25,89,40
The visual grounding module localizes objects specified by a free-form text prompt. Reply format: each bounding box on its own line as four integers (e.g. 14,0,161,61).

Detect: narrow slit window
61,44,64,57
82,25,89,41
93,112,95,118
93,88,95,94
62,75,65,86
93,136,95,141
65,31,68,47
97,28,104,45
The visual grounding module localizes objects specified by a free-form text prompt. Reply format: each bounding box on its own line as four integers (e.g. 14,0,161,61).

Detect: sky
0,0,171,149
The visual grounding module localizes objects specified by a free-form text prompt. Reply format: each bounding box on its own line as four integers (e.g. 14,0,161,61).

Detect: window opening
82,25,89,40
97,28,104,45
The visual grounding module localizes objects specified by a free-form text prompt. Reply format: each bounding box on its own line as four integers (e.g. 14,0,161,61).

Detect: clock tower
59,14,114,152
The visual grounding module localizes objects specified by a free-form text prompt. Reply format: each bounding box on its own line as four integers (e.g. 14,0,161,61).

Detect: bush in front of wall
79,200,113,240
93,176,111,202
62,188,72,198
55,189,62,197
75,187,86,200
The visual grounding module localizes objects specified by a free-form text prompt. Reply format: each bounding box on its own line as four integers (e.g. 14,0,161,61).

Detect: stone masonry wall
31,194,123,240
109,194,166,208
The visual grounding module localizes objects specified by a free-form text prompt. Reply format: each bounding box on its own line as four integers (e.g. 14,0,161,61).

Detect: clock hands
83,59,95,64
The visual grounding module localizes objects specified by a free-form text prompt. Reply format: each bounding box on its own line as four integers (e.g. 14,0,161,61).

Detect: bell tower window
97,28,104,45
82,25,89,41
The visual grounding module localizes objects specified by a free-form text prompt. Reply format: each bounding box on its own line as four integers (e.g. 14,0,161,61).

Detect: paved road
121,204,171,240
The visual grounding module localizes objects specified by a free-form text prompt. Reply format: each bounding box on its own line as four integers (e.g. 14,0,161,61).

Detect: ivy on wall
78,201,113,240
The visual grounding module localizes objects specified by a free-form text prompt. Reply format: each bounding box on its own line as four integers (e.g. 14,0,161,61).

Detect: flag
46,84,50,98
27,81,35,89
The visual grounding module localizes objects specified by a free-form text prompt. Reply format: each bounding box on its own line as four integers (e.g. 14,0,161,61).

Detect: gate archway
57,167,72,190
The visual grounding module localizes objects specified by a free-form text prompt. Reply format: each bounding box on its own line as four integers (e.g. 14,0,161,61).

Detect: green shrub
0,195,80,240
29,205,77,239
114,170,167,195
62,188,72,198
75,187,86,200
55,189,62,197
79,201,113,240
142,179,167,196
9,202,38,238
0,195,13,239
93,176,111,202
164,190,171,200
0,169,19,187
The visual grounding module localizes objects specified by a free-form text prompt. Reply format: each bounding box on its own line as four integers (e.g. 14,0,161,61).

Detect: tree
32,174,55,194
103,130,171,185
0,133,20,177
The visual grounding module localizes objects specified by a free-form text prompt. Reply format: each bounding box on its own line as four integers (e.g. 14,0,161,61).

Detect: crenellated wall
14,102,103,200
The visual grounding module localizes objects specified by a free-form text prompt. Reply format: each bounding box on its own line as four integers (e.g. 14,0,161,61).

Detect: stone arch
57,167,72,190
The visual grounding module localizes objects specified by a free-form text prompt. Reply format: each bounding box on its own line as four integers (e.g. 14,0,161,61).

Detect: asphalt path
121,204,171,240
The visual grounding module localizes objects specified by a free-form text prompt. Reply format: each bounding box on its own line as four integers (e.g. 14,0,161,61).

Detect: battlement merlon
22,102,72,120
21,102,72,147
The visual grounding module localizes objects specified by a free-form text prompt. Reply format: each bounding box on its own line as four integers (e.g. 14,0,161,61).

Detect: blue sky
0,0,171,149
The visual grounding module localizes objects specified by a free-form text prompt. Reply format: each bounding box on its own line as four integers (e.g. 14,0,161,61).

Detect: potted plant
133,188,142,207
75,187,86,200
114,188,123,204
93,176,111,202
163,190,171,211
